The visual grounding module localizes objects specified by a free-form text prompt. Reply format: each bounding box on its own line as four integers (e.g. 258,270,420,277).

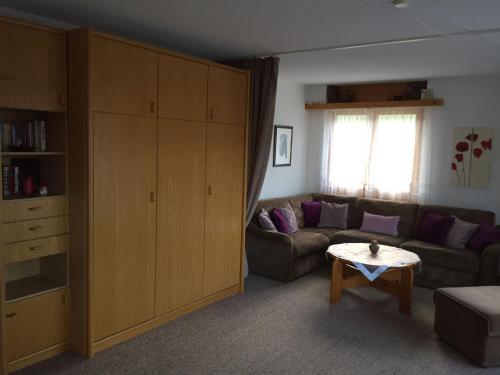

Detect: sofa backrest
415,205,495,236
311,193,358,227
351,198,419,238
253,193,314,228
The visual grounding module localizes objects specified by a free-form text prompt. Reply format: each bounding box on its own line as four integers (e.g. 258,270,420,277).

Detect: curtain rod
263,27,500,57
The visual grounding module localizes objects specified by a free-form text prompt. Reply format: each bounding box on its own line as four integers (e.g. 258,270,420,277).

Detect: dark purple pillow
301,201,321,227
417,213,455,245
270,208,292,235
467,224,500,253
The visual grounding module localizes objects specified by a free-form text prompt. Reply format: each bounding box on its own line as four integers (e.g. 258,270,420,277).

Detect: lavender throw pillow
258,209,277,232
467,224,500,253
318,201,348,229
301,201,321,227
445,215,479,249
360,212,400,237
416,213,455,245
270,203,299,235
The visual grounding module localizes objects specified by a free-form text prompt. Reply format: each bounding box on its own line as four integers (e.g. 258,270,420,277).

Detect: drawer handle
6,313,16,318
29,225,43,231
28,206,43,211
150,101,155,114
30,245,44,251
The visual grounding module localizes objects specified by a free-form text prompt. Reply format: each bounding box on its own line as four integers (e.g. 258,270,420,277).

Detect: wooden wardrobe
68,28,248,356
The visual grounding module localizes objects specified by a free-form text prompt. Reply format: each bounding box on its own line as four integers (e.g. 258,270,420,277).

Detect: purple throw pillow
258,209,277,232
317,201,348,229
467,223,500,253
360,212,400,237
301,201,321,227
417,213,455,245
270,203,299,235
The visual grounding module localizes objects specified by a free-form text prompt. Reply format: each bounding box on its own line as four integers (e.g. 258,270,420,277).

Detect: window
321,108,424,202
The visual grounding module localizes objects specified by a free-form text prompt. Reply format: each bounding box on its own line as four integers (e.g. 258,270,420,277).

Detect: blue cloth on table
352,262,389,282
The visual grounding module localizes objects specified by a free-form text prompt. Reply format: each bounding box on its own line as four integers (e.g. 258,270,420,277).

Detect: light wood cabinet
68,28,248,357
5,288,69,362
0,21,66,112
207,66,247,125
158,55,208,121
90,36,158,116
92,112,157,340
203,123,245,296
155,119,206,315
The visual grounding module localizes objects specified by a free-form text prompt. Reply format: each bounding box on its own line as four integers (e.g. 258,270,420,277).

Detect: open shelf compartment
5,252,68,302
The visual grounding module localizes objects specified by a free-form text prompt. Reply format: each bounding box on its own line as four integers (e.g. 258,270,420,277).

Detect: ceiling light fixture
392,0,408,9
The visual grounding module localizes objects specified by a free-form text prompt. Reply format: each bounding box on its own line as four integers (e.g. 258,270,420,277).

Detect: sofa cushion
301,227,342,242
312,193,357,227
258,209,277,232
416,212,455,246
288,194,313,228
253,197,290,225
291,231,330,258
468,223,500,253
446,215,479,250
401,240,480,273
351,198,419,238
318,201,348,229
332,229,408,247
360,212,400,237
301,201,321,227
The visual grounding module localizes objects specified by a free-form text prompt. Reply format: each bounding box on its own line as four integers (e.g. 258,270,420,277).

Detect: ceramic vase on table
369,240,380,255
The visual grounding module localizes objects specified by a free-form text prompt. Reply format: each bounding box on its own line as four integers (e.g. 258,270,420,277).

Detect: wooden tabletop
327,243,421,268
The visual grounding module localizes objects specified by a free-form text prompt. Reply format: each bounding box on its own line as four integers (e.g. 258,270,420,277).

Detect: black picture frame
273,125,293,167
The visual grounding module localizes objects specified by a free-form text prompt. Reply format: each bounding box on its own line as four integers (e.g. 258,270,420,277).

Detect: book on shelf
2,165,20,198
0,120,46,152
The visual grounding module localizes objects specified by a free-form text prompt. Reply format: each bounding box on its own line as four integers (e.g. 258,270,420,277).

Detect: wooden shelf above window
305,99,444,110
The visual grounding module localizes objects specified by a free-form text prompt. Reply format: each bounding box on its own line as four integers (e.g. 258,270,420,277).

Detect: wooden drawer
2,235,69,264
5,288,69,362
2,216,69,244
1,197,69,223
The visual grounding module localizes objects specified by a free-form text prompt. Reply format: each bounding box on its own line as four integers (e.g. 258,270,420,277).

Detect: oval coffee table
326,243,421,314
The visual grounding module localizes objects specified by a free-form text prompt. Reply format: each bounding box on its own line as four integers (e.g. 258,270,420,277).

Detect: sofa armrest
246,223,294,282
478,243,500,285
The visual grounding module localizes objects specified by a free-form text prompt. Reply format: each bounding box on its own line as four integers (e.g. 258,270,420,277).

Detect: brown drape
222,57,280,225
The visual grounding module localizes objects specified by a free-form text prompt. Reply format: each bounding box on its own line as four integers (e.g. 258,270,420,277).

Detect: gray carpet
16,269,497,375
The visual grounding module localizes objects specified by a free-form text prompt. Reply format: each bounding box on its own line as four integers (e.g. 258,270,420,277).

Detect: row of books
2,166,20,197
0,120,46,152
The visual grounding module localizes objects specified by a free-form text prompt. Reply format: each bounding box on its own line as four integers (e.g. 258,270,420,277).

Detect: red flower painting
451,128,493,187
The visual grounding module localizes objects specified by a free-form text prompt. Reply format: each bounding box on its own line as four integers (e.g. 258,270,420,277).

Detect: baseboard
91,284,241,355
7,342,70,373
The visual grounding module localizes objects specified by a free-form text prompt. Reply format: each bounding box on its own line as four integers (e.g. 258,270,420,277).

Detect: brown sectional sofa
246,193,500,288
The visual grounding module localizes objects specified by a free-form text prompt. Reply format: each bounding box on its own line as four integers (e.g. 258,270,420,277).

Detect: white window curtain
321,107,424,202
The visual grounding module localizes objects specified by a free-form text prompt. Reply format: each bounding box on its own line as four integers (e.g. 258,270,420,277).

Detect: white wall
259,78,309,199
304,75,500,219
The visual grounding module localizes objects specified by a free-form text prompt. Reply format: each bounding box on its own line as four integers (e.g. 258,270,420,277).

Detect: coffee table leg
330,258,343,304
399,267,414,314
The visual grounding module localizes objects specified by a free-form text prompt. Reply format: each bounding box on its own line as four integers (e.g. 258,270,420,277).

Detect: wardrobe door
90,36,158,116
158,54,208,121
203,123,245,297
207,66,247,125
92,112,157,341
155,119,206,315
0,21,66,111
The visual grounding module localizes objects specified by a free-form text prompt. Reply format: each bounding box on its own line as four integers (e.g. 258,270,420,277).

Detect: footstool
434,286,500,367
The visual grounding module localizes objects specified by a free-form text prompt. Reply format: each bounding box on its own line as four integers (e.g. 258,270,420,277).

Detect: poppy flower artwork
450,127,493,188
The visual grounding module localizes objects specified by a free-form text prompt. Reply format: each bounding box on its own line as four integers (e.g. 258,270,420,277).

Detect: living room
0,1,499,375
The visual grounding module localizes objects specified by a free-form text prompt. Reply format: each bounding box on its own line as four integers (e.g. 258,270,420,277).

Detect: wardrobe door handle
150,102,155,114
209,108,215,119
150,192,155,202
6,313,16,318
208,186,212,196
58,93,65,106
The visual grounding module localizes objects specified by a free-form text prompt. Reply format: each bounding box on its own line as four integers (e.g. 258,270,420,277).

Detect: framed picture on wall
273,125,293,167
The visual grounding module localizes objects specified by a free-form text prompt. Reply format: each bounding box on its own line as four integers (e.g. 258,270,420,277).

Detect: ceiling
1,0,500,84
